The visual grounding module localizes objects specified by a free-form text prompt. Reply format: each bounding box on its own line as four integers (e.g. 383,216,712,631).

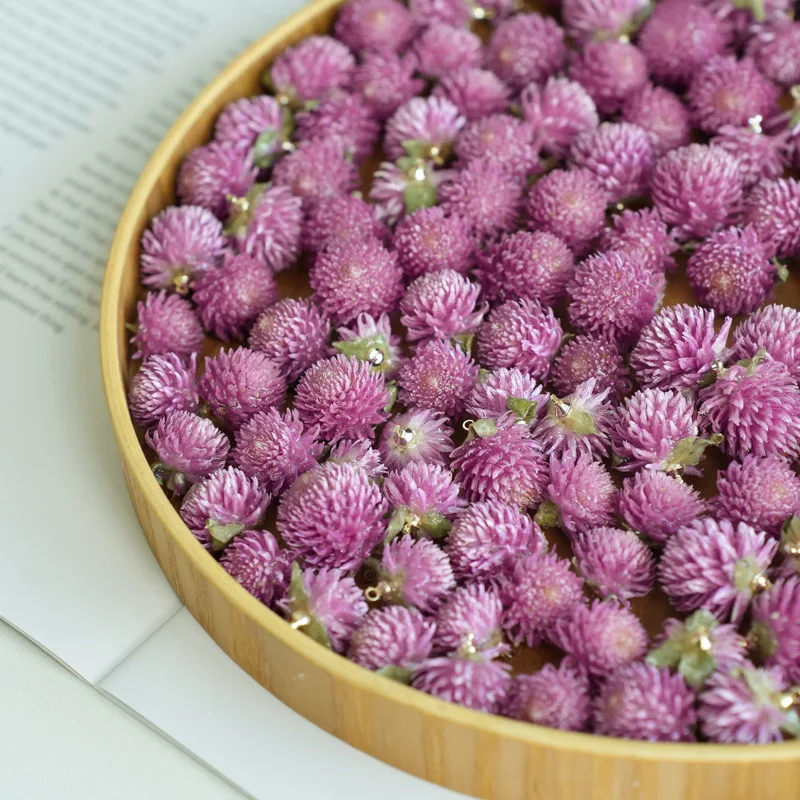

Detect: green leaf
333,334,393,372
402,139,435,160
665,434,723,471
385,508,408,543
646,638,685,670
403,181,438,215
775,259,790,283
376,665,413,684
471,418,498,439
732,0,765,22
737,347,767,374
384,382,398,414
289,561,308,610
477,368,491,384
534,500,561,530
396,156,418,173
782,516,800,558
750,620,778,660
419,511,451,539
303,616,332,649
453,332,474,354
507,396,539,425
206,520,245,553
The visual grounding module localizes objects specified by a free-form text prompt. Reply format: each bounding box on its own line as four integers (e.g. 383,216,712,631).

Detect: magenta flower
454,115,539,180
741,177,800,260
621,83,692,157
731,304,800,382
562,0,649,42
351,50,425,122
303,195,387,254
412,656,512,714
348,606,435,672
130,290,204,361
129,353,198,429
407,0,472,27
466,368,548,426
434,584,507,658
747,20,800,87
214,95,287,169
712,124,789,189
220,529,290,607
384,96,465,162
432,67,512,122
334,312,403,378
326,439,386,481
413,24,482,79
752,576,800,683
334,0,415,54
378,409,454,471
550,334,631,402
600,207,678,275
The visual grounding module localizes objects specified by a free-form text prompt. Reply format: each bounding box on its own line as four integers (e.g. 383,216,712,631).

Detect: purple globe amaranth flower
146,411,230,495
618,470,707,546
687,55,780,134
384,96,465,163
659,518,779,623
534,378,614,461
648,609,748,689
569,40,648,115
567,251,664,348
334,0,415,54
573,527,656,602
220,530,290,607
412,656,512,714
130,290,204,361
432,67,512,122
600,208,678,275
281,564,367,654
698,663,800,743
193,253,279,341
129,353,198,429
486,13,566,92
226,184,303,273
466,368,548,427
333,312,403,379
248,298,330,383
551,600,648,679
267,36,355,107
398,339,479,417
698,356,800,461
752,576,800,683
271,138,360,210
550,335,631,403
501,551,585,648
742,178,800,260
562,0,649,42
630,304,732,393
180,466,270,551
651,144,743,241
177,143,257,220
731,304,800,382
452,414,549,510
407,0,471,27
393,208,474,280
140,205,226,294
535,452,616,539
569,122,654,205
475,231,574,307
277,463,386,571
446,500,544,585
714,456,800,537
294,355,390,443
199,348,286,431
379,409,454,471
621,83,692,158
504,663,591,732
232,408,323,495
326,438,386,480
477,299,562,382
439,160,524,242
310,238,403,326
351,50,424,122
746,21,800,87
413,24,482,80
303,195,387,254
434,584,507,659
527,168,608,257
348,606,435,674
712,123,789,189
372,535,455,612
454,115,539,181
522,77,598,160
594,663,697,742
687,226,776,316
637,0,726,87
214,95,289,170
400,270,486,345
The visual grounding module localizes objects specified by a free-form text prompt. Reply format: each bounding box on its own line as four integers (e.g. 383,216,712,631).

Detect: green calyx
506,396,539,425
774,259,790,283
464,418,499,441
736,347,768,375
152,462,189,497
534,500,561,530
781,516,800,572
750,620,778,661
206,520,245,553
664,434,724,474
733,555,772,595
384,382,398,414
732,0,765,22
547,396,597,436
333,334,394,373
402,139,452,165
287,562,332,649
376,665,413,684
386,507,452,543
397,157,439,214
252,108,295,169
223,182,267,236
453,333,475,355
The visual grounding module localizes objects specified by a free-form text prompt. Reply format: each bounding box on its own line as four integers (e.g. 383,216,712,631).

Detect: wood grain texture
99,1,800,797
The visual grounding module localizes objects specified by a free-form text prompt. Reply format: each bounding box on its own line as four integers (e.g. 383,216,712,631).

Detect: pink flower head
742,177,800,260
618,470,707,545
630,304,731,392
129,353,198,429
177,143,257,220
466,368,548,426
551,599,648,678
351,50,425,122
295,94,380,163
659,518,779,623
334,0,415,54
594,663,697,742
477,299,562,381
622,83,692,158
486,13,567,91
393,207,474,280
326,438,386,481
294,354,390,443
348,606,435,671
398,339,479,417
454,115,539,180
731,304,800,382
698,356,800,461
413,24,483,80
412,656,512,714
432,67,512,122
334,312,403,378
446,500,544,585
562,0,649,42
131,290,204,361
310,237,402,325
146,411,230,494
434,584,507,658
140,205,227,294
220,529,290,607
746,20,800,87
504,663,591,731
379,409,455,471
452,414,549,510
501,551,585,647
199,348,286,431
527,168,608,256
180,466,270,550
248,298,330,383
384,96,466,162
651,144,743,241
536,451,616,539
233,408,323,494
277,463,387,570
268,36,355,107
214,95,287,169
550,334,631,402
534,378,614,460
476,231,574,307
303,194,387,254
569,40,648,115
712,124,789,189
193,253,278,341
752,576,800,683
601,208,678,275
407,0,472,27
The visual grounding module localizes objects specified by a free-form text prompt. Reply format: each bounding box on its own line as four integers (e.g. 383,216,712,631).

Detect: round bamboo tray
100,1,800,797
